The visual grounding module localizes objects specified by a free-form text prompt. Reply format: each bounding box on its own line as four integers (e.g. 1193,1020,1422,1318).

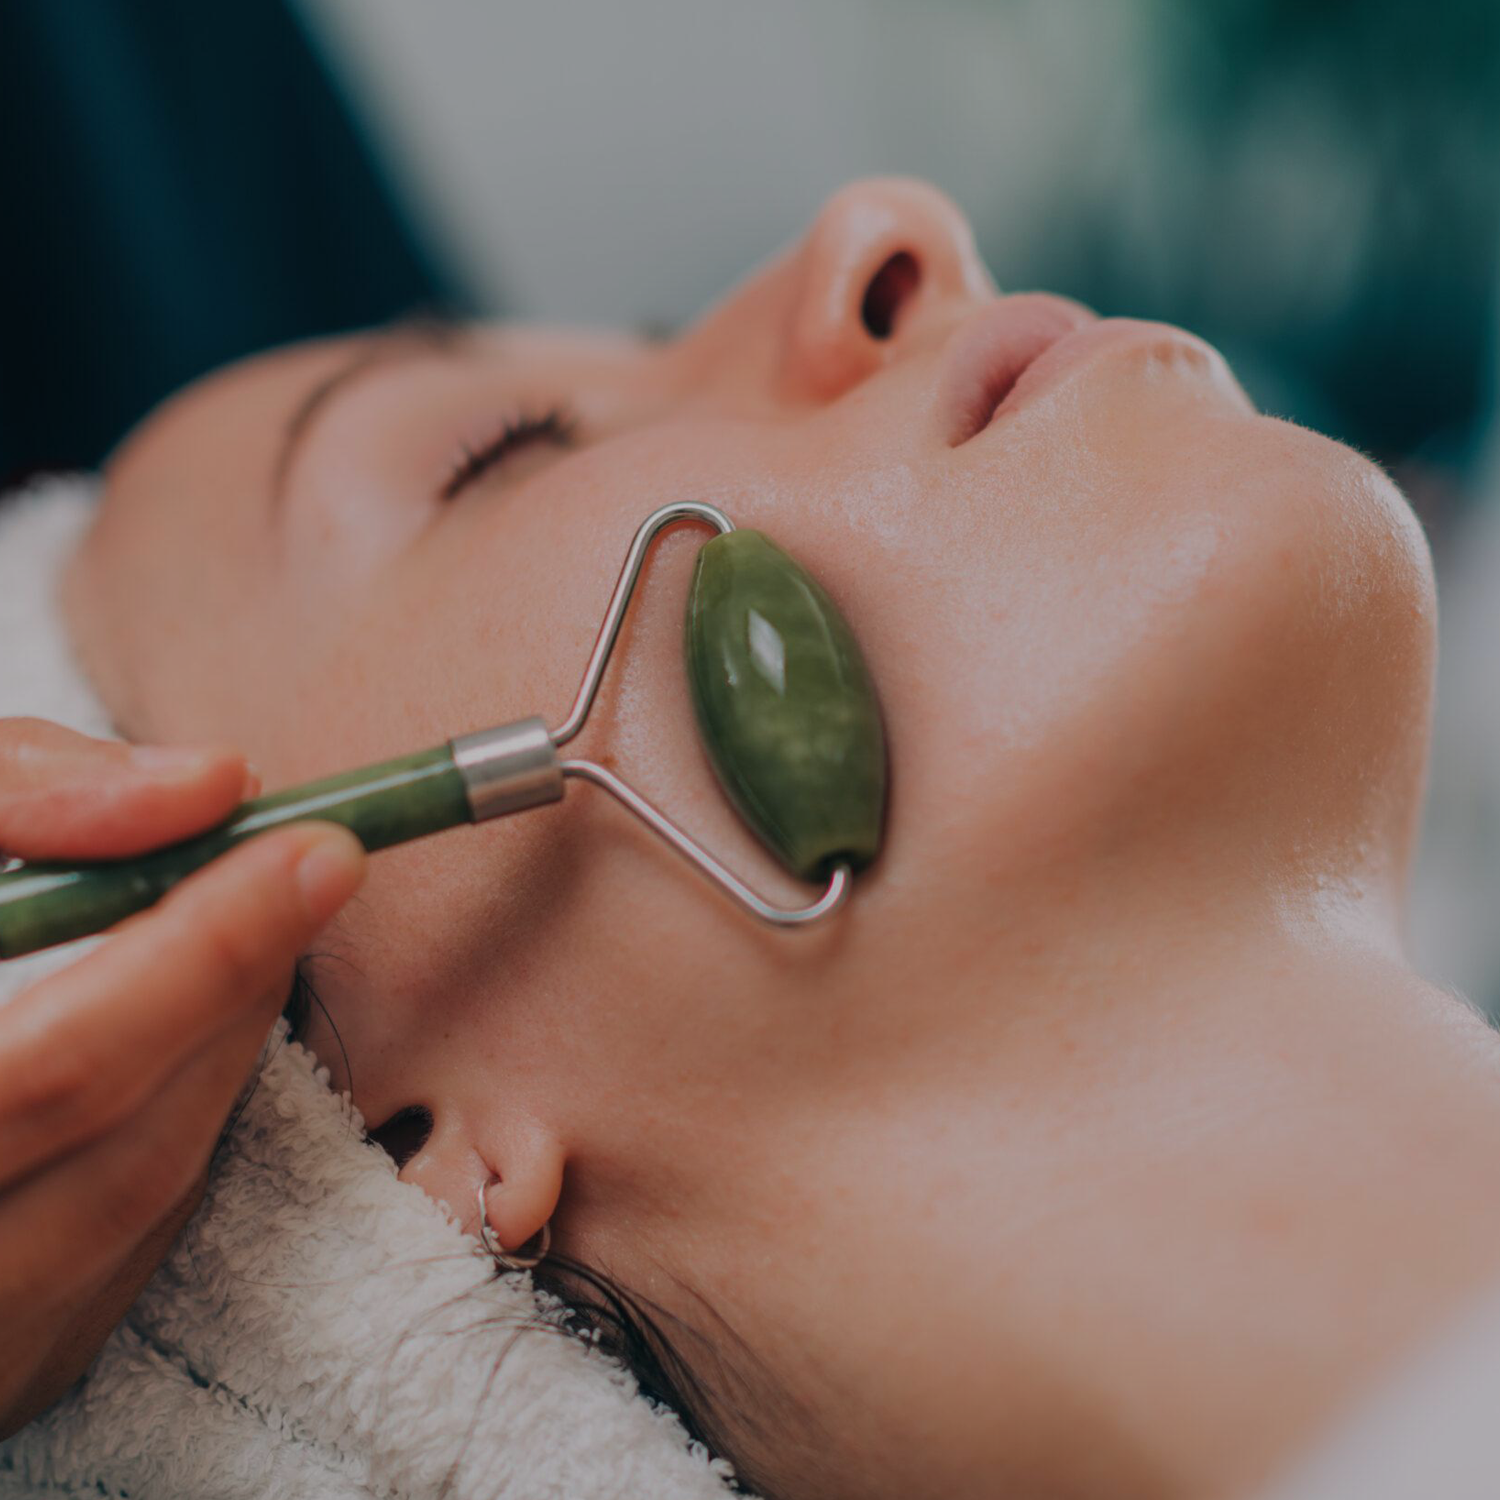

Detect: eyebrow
270,318,464,505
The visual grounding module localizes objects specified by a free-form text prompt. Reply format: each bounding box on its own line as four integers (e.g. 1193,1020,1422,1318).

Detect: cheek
871,378,1434,912
253,435,823,914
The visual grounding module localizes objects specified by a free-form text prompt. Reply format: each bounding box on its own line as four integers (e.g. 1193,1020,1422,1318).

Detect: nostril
368,1105,434,1170
860,250,921,340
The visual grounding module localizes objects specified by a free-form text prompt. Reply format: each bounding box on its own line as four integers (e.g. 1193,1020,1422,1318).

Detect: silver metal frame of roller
447,501,850,928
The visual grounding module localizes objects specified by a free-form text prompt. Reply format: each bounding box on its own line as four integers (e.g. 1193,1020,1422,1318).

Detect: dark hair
283,963,795,1499
530,1254,781,1495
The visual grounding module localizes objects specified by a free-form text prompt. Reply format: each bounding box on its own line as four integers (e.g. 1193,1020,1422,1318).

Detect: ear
391,1105,565,1252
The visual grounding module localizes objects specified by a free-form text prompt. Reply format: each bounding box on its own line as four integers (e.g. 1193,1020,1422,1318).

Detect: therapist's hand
0,718,365,1438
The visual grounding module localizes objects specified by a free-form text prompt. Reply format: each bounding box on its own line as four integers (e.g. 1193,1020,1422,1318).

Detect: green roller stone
684,529,887,880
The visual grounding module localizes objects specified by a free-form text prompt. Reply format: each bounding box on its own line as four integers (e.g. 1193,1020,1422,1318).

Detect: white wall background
298,0,1141,326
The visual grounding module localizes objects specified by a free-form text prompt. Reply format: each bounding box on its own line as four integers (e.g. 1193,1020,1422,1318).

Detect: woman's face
67,179,1433,1497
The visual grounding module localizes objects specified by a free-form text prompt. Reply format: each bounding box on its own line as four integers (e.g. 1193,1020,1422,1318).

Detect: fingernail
128,744,218,775
241,763,264,799
295,831,365,924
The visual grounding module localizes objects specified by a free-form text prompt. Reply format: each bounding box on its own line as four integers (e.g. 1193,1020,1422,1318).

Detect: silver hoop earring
476,1181,552,1272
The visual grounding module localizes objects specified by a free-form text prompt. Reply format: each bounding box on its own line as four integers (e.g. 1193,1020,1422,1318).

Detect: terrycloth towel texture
0,479,743,1500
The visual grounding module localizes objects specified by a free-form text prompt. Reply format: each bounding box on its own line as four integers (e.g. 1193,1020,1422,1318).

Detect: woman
6,178,1500,1500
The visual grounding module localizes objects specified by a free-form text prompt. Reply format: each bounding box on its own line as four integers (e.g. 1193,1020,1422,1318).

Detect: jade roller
0,502,886,960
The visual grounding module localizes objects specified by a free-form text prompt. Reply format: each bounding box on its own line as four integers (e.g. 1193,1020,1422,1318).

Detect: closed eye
440,406,577,501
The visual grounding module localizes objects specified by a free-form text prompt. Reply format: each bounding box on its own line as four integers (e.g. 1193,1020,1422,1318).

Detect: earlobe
476,1121,566,1255
390,1107,566,1254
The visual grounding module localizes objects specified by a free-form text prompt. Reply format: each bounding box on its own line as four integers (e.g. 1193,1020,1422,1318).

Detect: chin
1153,417,1434,906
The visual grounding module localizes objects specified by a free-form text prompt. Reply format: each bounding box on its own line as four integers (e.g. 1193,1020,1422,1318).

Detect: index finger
0,718,256,861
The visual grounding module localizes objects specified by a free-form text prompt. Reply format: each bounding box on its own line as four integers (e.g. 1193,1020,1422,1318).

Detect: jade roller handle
0,717,563,961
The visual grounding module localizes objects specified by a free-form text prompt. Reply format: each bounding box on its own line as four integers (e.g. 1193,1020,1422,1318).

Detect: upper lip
939,294,1097,447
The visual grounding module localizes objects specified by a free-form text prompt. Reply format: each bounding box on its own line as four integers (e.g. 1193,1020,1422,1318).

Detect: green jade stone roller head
0,502,887,961
686,529,883,880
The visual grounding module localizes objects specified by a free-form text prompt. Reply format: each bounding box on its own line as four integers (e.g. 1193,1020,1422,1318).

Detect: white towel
0,478,744,1500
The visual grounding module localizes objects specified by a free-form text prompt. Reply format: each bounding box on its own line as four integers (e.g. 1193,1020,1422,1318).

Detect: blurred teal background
0,1,464,492
1,0,1497,1003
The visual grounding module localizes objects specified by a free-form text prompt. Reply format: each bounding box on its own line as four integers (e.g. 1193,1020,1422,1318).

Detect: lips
940,294,1097,447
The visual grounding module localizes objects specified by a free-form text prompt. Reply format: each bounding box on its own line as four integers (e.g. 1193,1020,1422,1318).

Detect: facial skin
64,179,1500,1500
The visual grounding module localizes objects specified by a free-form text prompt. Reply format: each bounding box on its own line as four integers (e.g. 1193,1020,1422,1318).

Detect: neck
965,900,1500,1500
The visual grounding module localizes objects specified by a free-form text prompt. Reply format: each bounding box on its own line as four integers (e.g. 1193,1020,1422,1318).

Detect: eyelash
440,405,577,501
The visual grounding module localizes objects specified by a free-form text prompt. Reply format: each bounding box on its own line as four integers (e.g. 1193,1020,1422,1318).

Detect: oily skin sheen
63,180,1500,1500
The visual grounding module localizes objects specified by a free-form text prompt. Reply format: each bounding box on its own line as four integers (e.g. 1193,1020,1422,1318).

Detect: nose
679,176,997,407
783,177,995,400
